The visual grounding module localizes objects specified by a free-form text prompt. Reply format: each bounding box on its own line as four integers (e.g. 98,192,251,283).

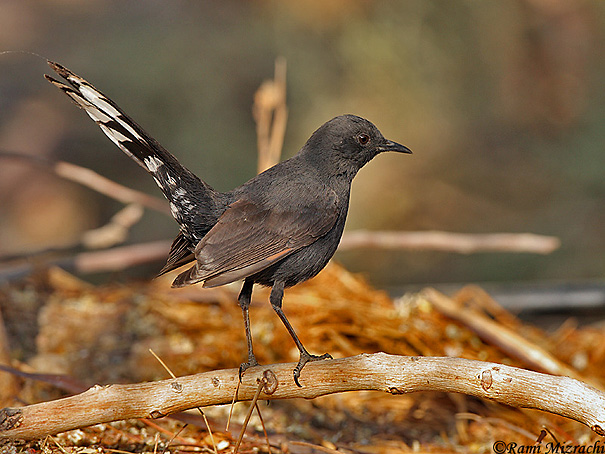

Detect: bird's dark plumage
45,61,412,386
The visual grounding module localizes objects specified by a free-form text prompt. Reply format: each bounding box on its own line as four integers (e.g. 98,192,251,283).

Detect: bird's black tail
45,62,225,226
46,61,226,273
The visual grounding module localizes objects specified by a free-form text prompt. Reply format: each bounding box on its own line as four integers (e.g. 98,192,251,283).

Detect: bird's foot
293,351,332,387
238,357,260,382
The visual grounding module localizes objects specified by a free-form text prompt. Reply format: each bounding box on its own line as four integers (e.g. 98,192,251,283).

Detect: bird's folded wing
172,195,339,288
158,232,195,276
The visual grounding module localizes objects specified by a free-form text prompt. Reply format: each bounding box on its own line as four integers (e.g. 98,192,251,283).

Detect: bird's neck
296,149,361,188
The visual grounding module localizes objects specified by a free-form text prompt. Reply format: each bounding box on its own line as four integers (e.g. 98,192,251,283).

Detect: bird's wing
157,232,196,276
172,193,339,288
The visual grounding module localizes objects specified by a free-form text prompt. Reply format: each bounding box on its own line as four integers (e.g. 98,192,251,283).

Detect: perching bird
45,61,412,386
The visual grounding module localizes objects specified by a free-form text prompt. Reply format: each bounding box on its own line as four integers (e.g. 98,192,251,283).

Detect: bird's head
300,114,411,179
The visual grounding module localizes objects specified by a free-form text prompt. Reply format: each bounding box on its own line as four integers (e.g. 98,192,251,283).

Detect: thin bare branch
81,203,144,249
1,152,169,214
0,240,173,282
0,228,560,283
74,240,171,274
422,288,582,380
339,230,560,254
54,161,169,214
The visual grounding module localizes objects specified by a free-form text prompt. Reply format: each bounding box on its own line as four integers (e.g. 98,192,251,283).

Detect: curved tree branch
1,353,604,441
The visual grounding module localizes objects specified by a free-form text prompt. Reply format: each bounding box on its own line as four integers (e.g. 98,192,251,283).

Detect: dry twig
1,353,604,441
422,288,581,380
0,152,169,214
253,57,288,174
149,348,218,454
234,371,276,454
81,203,144,249
340,230,560,254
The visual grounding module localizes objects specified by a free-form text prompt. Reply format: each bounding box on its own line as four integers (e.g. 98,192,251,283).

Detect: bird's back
171,154,350,288
234,156,351,287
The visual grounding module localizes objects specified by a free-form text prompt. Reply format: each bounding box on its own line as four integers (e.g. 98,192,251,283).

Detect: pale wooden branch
1,353,604,441
1,154,560,280
339,230,560,254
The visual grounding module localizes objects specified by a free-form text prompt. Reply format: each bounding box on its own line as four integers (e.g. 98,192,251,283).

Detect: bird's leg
238,279,258,380
270,281,332,387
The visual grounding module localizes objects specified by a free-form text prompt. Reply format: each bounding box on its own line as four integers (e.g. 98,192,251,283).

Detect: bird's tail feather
45,61,221,243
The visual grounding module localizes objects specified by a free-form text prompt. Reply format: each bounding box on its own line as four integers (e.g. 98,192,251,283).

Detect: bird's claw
238,358,260,382
293,352,333,387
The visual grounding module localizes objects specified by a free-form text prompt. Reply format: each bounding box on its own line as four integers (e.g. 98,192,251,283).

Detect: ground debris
0,263,602,453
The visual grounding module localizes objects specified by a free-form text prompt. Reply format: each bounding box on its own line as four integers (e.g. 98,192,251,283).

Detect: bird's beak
379,140,412,154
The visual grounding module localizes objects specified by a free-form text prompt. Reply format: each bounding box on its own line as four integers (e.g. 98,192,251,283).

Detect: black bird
45,61,412,386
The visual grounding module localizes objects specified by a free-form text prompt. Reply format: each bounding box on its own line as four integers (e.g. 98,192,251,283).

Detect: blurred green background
1,0,604,290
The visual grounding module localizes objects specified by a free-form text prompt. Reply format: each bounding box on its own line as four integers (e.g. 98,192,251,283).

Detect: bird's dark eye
357,133,370,145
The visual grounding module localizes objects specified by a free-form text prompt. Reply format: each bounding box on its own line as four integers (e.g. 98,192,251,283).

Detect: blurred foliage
1,0,604,288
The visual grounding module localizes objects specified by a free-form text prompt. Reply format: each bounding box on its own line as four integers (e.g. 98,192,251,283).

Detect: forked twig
234,370,277,454
149,349,218,454
233,379,265,454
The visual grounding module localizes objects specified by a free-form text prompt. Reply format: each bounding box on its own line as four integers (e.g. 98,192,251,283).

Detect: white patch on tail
169,202,179,217
100,124,130,147
144,156,164,173
77,84,142,142
79,85,122,118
